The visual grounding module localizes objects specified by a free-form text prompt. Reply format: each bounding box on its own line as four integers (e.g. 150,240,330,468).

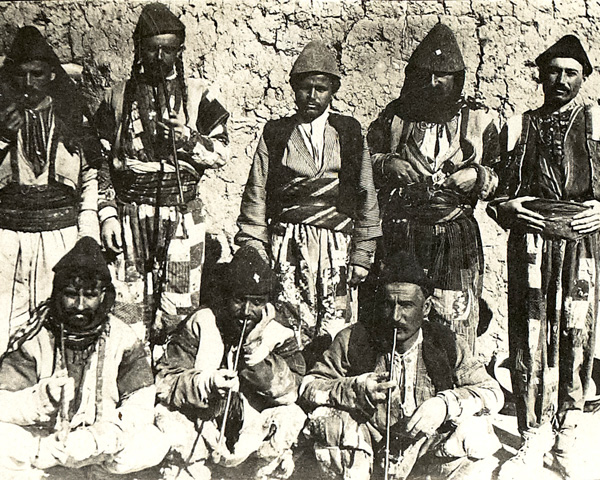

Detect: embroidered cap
406,23,465,73
228,245,277,296
290,40,341,79
535,35,593,77
133,2,186,42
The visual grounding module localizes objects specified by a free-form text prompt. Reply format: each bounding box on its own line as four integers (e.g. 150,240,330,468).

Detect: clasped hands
364,372,447,437
498,196,600,234
383,155,477,194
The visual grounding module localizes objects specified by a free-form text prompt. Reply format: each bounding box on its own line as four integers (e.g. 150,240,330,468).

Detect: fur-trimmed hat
535,35,592,77
228,246,277,296
133,2,185,42
290,40,341,79
407,23,465,73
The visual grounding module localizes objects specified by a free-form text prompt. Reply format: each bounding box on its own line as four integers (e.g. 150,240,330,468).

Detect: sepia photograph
0,0,599,478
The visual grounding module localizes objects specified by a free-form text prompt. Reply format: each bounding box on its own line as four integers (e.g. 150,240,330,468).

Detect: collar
297,107,330,129
540,94,585,115
395,328,423,357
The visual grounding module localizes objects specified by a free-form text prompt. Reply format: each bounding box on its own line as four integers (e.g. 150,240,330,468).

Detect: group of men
0,2,597,480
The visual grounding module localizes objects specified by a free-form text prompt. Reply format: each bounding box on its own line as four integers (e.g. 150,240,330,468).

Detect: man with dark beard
0,237,168,478
0,26,101,358
94,2,230,342
155,246,306,479
367,23,500,353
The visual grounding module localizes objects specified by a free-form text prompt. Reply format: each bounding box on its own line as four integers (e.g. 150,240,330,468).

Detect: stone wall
3,0,600,356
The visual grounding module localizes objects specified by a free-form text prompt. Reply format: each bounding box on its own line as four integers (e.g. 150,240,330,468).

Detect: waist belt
521,199,590,240
115,170,198,206
387,204,473,225
0,205,77,232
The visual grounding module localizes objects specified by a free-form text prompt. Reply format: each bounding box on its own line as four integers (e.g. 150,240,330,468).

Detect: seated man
300,251,504,480
155,246,306,479
0,237,169,479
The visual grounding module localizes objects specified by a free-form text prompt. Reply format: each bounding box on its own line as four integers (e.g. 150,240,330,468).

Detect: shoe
552,410,583,480
498,423,554,480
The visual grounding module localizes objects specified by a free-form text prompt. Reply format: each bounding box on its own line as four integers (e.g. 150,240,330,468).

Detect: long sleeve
155,309,224,412
438,336,504,423
77,153,100,242
0,347,54,426
235,133,270,248
350,137,382,269
300,326,375,417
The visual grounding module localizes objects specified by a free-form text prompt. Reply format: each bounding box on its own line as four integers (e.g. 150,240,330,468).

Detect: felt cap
536,35,592,77
228,246,277,296
5,26,62,69
53,237,111,285
407,23,465,73
133,2,185,42
290,40,341,79
378,251,433,294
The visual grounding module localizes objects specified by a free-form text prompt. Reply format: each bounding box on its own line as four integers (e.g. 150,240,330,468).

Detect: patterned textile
368,103,499,353
236,113,381,270
495,101,600,431
271,222,356,348
383,215,483,352
95,76,229,339
110,199,205,335
508,231,599,430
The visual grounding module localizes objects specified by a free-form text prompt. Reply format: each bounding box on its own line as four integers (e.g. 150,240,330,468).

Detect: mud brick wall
3,0,600,357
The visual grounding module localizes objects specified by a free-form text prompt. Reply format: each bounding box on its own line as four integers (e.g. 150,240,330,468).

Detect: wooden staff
384,328,398,480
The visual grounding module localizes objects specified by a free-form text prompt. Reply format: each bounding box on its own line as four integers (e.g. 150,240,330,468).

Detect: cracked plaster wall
3,0,600,355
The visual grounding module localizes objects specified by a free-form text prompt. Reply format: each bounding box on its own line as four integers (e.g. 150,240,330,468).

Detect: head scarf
133,2,185,43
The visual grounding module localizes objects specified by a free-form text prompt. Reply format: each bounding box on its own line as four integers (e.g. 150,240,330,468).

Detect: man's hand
348,265,369,287
211,369,239,397
571,200,600,234
406,396,447,437
384,155,421,186
442,167,478,194
497,196,545,231
157,115,187,142
101,217,122,255
364,372,397,405
37,370,74,413
0,102,23,138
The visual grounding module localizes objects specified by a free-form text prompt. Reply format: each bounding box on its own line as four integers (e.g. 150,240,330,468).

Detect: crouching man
0,237,169,479
155,246,306,479
300,251,504,480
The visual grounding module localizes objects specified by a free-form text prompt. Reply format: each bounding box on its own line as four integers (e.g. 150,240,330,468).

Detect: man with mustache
0,237,168,478
0,26,101,358
236,40,381,366
94,2,230,343
300,251,503,480
367,23,500,354
490,35,599,480
155,246,306,479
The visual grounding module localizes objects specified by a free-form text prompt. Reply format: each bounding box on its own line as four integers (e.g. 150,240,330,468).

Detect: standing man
236,40,381,365
0,237,168,478
155,246,306,479
491,35,599,480
368,23,500,353
95,2,230,342
0,26,100,357
300,251,503,480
